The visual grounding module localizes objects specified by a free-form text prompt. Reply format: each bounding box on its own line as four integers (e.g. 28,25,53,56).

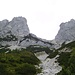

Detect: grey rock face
6,17,30,37
0,17,52,48
0,19,9,37
19,33,53,47
55,19,75,44
0,17,29,38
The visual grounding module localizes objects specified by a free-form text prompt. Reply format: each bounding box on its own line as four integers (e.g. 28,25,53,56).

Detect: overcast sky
0,0,75,40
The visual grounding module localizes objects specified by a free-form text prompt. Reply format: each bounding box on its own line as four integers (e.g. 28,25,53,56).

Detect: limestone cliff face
2,17,29,37
0,17,52,48
55,19,75,44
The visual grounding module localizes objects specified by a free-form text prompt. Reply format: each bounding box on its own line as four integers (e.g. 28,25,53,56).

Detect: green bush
47,50,58,58
27,46,52,54
57,42,75,75
57,52,71,67
16,63,36,75
0,48,41,75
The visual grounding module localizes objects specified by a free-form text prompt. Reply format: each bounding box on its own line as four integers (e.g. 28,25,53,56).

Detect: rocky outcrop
19,33,53,47
55,19,75,44
35,51,62,75
0,17,52,48
0,17,29,38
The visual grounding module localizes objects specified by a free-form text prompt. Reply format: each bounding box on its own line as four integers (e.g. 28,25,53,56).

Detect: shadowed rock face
55,19,75,44
0,17,52,48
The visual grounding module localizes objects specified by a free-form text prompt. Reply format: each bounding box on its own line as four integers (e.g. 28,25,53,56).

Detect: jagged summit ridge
0,17,52,48
0,17,29,37
55,19,75,44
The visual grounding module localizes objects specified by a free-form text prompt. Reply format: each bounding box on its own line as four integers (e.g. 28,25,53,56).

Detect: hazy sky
0,0,75,40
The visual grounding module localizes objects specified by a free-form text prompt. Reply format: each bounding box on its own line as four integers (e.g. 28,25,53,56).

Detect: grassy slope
57,41,75,75
0,48,41,75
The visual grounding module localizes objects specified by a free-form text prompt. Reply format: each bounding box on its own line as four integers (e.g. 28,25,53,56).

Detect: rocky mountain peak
0,17,30,38
0,17,52,48
7,17,29,37
12,17,27,22
55,19,75,44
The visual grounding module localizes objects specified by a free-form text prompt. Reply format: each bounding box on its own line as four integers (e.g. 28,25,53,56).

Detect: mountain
48,19,75,75
0,17,53,48
0,17,75,75
55,19,75,44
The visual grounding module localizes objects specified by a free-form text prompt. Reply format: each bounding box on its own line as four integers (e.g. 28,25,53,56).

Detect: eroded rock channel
35,51,62,75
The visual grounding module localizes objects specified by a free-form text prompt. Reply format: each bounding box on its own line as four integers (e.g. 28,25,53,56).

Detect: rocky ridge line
0,17,53,48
